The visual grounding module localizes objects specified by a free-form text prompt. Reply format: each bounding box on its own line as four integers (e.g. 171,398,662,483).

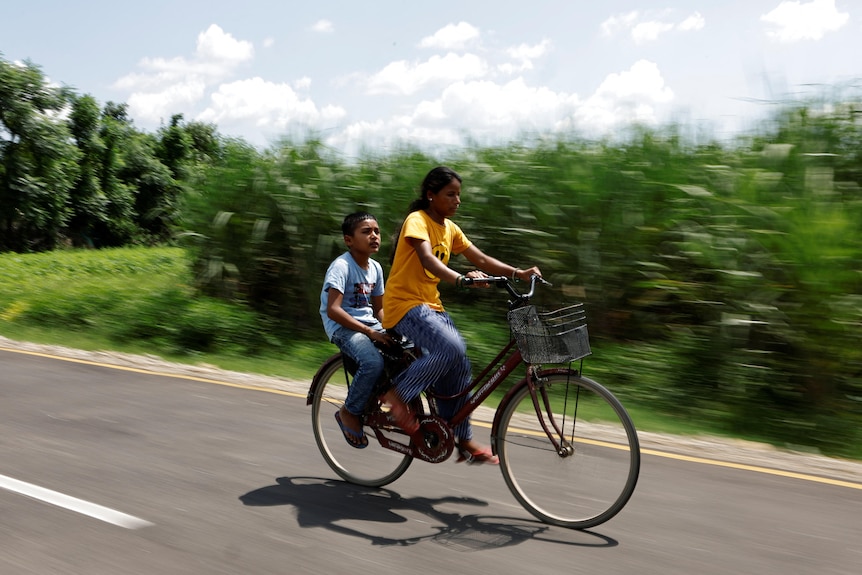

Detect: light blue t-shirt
319,252,385,341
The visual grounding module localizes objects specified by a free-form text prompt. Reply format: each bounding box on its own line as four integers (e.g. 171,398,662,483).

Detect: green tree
0,56,80,251
157,113,192,181
121,131,178,242
95,102,140,245
67,93,108,246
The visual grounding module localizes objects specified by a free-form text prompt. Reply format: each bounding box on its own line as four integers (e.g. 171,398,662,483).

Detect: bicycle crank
410,415,455,463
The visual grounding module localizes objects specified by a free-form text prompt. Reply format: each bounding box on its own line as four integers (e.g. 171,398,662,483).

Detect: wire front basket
507,304,591,364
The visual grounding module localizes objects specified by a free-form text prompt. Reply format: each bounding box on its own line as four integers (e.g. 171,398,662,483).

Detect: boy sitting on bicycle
319,212,394,448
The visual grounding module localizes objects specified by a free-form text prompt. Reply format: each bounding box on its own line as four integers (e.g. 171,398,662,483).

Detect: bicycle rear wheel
495,370,640,529
310,354,414,487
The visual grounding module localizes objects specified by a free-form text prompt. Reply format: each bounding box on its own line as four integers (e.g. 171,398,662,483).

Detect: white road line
0,474,154,529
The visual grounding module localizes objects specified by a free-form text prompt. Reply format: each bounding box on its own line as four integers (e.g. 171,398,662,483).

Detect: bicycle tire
495,369,640,529
309,354,414,487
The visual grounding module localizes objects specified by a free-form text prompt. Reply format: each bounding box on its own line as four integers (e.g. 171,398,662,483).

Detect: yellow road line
0,346,306,399
3,345,860,490
475,419,862,490
639,447,862,490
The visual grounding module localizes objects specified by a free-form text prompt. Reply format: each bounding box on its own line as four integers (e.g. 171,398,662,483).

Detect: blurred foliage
179,98,862,458
1,50,860,458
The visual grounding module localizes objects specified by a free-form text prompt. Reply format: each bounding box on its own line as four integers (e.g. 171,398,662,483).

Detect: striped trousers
392,304,473,441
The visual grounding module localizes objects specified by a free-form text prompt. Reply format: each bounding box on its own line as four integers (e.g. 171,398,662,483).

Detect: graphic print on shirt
425,242,450,280
349,281,376,309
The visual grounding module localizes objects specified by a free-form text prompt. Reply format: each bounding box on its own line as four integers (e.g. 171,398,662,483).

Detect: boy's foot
335,407,368,449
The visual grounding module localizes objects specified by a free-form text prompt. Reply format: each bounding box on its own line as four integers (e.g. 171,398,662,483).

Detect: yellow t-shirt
382,210,472,328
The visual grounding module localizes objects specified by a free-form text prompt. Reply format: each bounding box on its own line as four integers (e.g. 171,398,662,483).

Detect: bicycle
307,275,640,530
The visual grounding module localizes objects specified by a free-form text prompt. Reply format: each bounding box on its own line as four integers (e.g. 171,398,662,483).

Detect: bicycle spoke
310,355,414,487
496,371,640,529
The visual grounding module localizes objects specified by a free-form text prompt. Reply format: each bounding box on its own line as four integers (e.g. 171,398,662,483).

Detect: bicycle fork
528,368,576,458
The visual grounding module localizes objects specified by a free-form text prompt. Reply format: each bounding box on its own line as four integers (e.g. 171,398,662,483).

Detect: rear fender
306,353,346,405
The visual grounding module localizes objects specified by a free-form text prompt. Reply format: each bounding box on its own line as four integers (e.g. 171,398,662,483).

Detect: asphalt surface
1,346,860,574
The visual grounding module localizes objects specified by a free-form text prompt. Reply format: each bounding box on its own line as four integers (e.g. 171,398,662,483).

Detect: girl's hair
406,166,462,213
390,166,462,264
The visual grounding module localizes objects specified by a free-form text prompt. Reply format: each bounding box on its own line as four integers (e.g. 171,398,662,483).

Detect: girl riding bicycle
382,166,541,464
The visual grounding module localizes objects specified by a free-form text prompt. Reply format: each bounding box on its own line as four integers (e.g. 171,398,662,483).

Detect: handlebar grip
460,275,546,292
461,275,508,287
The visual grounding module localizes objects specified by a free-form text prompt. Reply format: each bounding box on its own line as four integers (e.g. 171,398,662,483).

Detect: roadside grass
0,247,330,380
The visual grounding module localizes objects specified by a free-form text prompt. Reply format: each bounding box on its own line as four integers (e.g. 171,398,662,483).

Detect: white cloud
114,24,253,122
324,56,682,157
366,53,488,95
312,19,334,33
109,21,677,154
571,60,674,132
332,118,464,156
601,11,640,37
195,24,254,64
677,12,705,32
499,39,552,73
330,60,675,154
507,39,552,62
592,60,673,103
127,79,208,122
436,77,579,129
761,0,849,42
328,76,582,156
602,11,706,43
631,21,675,43
197,77,345,130
419,22,480,50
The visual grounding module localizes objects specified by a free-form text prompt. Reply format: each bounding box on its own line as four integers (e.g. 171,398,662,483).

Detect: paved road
1,347,860,574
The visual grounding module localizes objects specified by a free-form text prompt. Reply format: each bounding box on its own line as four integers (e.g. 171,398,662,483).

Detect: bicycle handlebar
460,274,550,307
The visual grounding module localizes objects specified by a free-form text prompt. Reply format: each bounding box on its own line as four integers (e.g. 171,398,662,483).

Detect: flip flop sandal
335,411,368,449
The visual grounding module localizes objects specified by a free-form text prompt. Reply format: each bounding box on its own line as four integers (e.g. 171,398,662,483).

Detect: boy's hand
369,329,395,347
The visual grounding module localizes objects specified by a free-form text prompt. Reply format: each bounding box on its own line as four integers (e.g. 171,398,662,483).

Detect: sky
1,0,859,157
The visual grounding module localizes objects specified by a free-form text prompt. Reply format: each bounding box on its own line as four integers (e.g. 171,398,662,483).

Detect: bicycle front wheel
310,355,414,487
495,370,640,529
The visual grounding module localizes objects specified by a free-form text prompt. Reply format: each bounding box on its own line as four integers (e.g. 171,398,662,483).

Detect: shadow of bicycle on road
239,476,617,551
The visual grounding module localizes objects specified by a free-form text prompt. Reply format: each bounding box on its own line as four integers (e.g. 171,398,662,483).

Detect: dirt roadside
2,335,860,485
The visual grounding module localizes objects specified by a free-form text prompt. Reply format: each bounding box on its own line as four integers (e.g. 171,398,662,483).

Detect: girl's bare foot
382,390,419,434
456,439,499,465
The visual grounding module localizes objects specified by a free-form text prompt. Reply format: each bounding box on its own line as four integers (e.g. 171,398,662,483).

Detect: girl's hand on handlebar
514,266,542,283
465,269,491,288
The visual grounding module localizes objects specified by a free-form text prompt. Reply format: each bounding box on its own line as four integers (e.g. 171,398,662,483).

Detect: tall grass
174,107,862,458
